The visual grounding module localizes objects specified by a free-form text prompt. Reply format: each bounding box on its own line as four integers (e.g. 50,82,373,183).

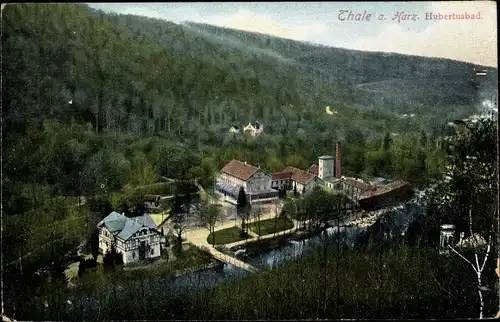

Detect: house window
132,251,135,259
150,248,154,255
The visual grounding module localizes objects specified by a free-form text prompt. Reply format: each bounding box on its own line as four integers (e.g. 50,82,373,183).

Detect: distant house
97,211,161,264
228,125,240,134
243,120,264,136
214,159,279,204
325,106,338,115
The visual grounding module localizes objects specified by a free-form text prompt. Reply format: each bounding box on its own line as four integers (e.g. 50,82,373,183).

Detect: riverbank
222,203,405,259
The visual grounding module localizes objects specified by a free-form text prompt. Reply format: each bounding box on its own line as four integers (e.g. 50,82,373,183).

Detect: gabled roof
271,171,293,180
221,159,261,181
308,164,319,175
131,214,157,230
97,211,159,241
117,219,143,240
281,166,316,186
97,211,128,233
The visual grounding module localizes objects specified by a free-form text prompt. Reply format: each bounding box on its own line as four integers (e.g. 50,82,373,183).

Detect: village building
228,125,240,134
97,211,161,264
308,142,412,210
214,159,279,204
215,142,411,210
243,120,263,136
271,166,319,195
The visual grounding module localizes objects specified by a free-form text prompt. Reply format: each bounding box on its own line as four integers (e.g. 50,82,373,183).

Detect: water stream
35,197,426,317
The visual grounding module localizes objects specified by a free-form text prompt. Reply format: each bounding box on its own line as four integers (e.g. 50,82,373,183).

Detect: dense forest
1,3,498,319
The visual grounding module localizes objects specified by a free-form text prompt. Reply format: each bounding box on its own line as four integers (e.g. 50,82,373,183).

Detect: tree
103,242,124,272
172,193,187,245
426,117,497,319
50,257,68,285
132,200,147,217
382,132,392,151
89,228,100,259
200,202,221,245
253,208,262,236
78,257,97,278
236,187,251,237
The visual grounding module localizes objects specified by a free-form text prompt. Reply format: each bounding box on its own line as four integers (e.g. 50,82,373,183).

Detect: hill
2,3,497,208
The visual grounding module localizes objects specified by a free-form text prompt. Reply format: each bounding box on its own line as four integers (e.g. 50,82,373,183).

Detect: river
33,197,426,318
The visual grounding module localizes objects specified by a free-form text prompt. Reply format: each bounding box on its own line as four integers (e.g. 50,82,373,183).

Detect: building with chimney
214,159,279,204
215,142,412,209
308,142,412,209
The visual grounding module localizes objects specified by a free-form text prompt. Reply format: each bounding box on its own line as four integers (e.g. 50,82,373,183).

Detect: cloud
350,2,497,66
206,8,328,42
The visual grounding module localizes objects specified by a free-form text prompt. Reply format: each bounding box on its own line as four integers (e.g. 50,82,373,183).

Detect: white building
214,159,279,204
243,120,264,136
228,125,240,134
271,166,319,195
97,211,161,264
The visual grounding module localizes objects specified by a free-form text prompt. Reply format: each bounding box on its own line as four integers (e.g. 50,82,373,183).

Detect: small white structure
456,232,487,249
97,211,161,264
325,106,338,115
243,120,264,136
228,125,240,134
439,224,456,255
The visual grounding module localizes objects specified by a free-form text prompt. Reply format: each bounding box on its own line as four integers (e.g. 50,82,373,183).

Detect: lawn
248,217,294,236
149,211,170,226
207,227,247,245
288,211,309,221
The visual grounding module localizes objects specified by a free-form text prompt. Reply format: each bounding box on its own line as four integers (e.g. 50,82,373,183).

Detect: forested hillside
2,4,498,319
4,3,496,204
3,3,497,221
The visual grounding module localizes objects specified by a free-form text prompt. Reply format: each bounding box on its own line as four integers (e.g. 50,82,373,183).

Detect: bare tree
428,117,497,319
253,208,262,237
171,194,187,245
447,208,494,319
200,202,221,245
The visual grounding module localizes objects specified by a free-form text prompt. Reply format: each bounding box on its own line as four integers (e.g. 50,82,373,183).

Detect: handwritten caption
337,10,483,23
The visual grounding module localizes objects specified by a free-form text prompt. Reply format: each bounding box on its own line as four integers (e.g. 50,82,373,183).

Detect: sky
88,1,497,67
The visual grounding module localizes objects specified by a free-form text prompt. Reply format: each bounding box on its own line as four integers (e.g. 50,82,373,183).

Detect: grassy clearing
249,217,294,236
207,227,247,245
149,211,170,226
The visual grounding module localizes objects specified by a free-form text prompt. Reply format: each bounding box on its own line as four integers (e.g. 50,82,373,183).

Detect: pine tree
237,187,250,236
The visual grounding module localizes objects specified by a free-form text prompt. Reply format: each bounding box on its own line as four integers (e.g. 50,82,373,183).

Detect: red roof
221,160,260,181
308,164,319,175
271,171,293,180
281,166,316,186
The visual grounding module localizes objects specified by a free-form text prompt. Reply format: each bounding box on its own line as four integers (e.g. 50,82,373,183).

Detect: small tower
318,156,335,180
439,224,456,255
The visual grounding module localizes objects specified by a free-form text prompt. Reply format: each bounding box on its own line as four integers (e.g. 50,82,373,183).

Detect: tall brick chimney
335,142,342,178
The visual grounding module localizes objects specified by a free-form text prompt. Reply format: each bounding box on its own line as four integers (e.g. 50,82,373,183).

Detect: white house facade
97,211,161,264
243,121,264,136
271,166,318,196
214,159,279,204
